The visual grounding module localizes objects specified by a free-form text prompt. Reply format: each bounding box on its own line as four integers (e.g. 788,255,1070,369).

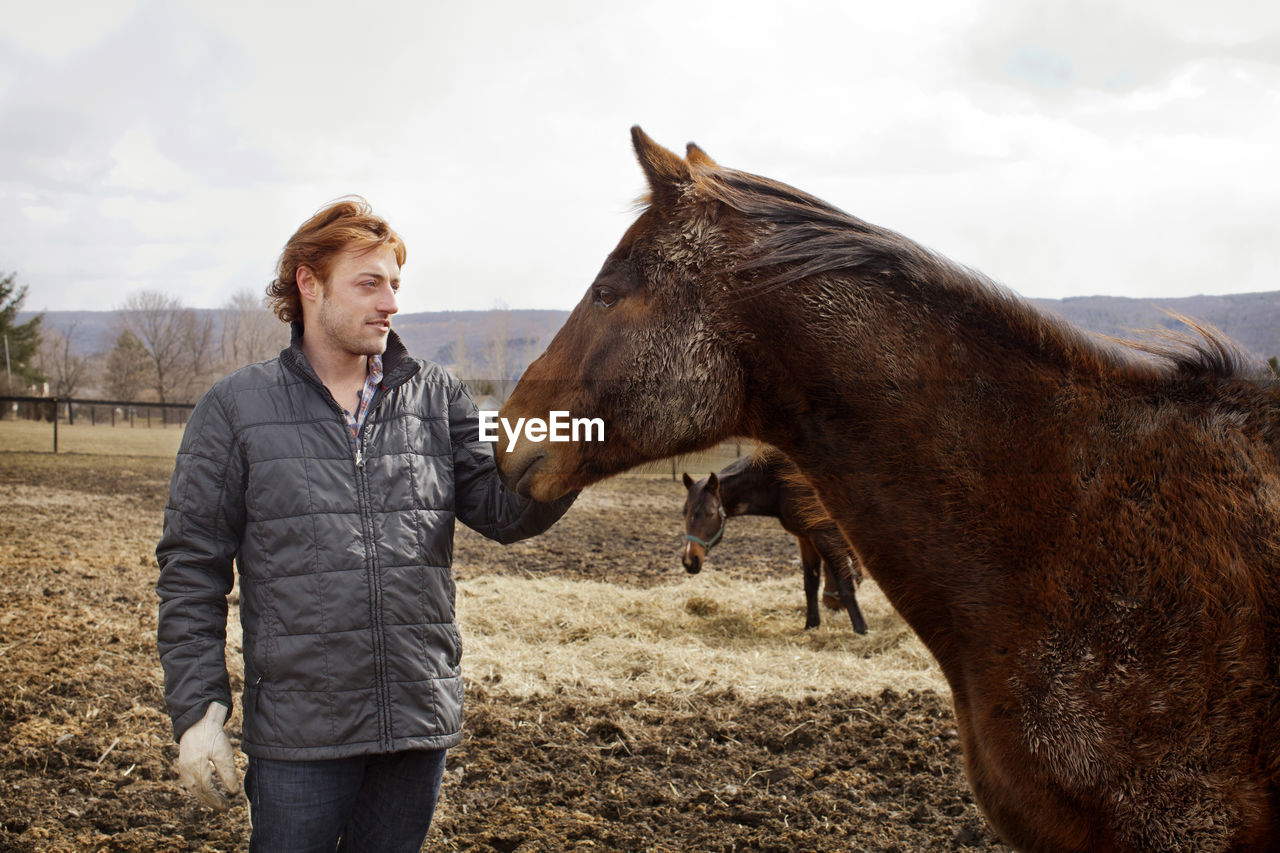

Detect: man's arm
447,377,576,543
156,387,247,743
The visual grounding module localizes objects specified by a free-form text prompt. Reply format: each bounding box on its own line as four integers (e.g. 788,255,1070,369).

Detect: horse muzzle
496,439,552,499
682,541,705,574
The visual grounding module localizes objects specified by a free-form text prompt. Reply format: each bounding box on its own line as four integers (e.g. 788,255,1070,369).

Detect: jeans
245,749,447,853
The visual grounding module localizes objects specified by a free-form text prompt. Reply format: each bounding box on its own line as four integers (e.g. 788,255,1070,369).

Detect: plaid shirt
344,354,383,454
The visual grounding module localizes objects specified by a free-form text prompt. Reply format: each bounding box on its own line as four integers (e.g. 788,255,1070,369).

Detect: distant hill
390,309,569,377
24,308,572,380
23,290,1280,380
1029,291,1280,361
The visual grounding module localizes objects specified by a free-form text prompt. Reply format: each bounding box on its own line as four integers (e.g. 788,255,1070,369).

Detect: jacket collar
280,321,420,390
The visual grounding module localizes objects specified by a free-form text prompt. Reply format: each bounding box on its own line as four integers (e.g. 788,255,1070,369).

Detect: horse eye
593,285,618,308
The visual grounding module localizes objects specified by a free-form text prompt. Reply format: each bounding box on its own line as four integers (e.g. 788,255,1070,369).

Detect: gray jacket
156,328,574,760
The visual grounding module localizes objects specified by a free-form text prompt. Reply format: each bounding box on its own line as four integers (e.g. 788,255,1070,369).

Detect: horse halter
683,505,727,549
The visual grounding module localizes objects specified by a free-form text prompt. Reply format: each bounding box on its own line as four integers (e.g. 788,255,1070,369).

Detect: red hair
267,196,407,324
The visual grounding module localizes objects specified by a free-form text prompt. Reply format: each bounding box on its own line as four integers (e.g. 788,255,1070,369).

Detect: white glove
176,702,240,810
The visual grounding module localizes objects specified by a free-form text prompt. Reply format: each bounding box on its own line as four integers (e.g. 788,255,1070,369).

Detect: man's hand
176,702,240,810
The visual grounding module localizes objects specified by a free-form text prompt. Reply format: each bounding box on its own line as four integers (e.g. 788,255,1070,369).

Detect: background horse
681,448,868,634
497,128,1280,852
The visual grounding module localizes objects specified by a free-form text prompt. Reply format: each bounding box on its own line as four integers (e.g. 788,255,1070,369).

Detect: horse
496,127,1280,852
681,448,869,634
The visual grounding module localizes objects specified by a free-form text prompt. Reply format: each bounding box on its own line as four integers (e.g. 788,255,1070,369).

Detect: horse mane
1107,313,1261,381
713,448,762,481
696,166,1260,384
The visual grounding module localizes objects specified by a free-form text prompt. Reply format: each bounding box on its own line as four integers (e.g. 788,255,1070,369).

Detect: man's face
310,244,401,357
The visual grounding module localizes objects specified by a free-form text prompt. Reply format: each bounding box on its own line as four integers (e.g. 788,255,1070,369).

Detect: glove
176,702,240,810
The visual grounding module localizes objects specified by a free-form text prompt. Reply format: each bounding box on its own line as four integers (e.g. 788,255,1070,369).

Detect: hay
457,573,945,701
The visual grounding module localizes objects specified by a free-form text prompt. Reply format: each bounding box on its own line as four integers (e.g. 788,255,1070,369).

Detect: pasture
0,422,1007,851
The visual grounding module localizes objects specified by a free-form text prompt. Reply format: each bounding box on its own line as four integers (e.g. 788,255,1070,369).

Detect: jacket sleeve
448,377,576,543
155,387,247,742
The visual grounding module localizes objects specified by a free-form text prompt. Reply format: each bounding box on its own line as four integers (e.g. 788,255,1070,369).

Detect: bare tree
118,291,217,403
39,321,95,398
220,288,287,369
451,321,470,378
484,301,513,402
448,319,494,398
180,310,218,400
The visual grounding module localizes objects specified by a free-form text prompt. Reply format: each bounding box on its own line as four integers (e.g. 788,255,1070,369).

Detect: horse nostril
684,555,701,574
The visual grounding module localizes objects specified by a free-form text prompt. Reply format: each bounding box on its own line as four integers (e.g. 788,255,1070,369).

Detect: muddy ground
0,450,1009,852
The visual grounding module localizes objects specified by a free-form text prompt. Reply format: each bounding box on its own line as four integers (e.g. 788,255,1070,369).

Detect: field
0,420,1010,852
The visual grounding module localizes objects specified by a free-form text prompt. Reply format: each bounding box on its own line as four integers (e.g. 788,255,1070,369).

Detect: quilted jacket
156,327,575,759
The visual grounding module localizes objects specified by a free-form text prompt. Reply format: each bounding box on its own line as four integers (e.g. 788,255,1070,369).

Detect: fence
0,395,196,453
0,393,753,474
633,440,754,483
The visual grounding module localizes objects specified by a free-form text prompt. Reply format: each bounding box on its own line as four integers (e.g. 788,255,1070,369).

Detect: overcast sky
2,0,1277,316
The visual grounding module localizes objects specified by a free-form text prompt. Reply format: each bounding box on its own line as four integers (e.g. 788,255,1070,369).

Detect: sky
1,0,1278,316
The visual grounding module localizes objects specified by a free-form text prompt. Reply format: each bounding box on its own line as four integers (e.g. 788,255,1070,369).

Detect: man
157,197,575,851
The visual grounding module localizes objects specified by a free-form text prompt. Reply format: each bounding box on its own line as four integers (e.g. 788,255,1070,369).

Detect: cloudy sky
2,0,1277,316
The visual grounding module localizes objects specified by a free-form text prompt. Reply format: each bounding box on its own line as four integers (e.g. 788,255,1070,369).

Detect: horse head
680,471,725,574
497,127,750,500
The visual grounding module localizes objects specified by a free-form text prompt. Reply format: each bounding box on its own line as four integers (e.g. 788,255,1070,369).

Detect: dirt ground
0,449,1010,852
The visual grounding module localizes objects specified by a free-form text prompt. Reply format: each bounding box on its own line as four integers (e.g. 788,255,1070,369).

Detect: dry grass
0,431,942,710
0,418,184,457
0,443,981,851
457,573,945,701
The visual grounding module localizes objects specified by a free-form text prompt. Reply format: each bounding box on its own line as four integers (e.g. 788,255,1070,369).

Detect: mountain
22,308,572,380
1029,291,1280,361
390,309,569,377
22,290,1280,380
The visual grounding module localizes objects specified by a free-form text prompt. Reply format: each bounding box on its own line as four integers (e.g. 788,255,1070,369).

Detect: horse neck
731,274,1129,658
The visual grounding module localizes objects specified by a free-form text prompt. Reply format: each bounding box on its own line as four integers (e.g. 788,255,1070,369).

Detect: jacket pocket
447,624,462,672
244,629,271,686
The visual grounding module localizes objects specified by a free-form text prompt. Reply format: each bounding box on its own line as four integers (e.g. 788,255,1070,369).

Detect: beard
316,298,389,357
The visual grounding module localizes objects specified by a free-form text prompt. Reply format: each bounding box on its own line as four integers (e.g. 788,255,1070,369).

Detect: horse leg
821,563,843,610
797,536,822,629
814,532,868,635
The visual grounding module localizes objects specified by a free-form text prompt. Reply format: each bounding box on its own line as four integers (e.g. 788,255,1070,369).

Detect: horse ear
707,473,720,496
686,142,718,171
631,126,690,207
682,472,694,490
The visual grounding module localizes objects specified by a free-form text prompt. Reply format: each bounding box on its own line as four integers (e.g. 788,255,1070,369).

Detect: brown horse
681,448,869,634
497,128,1280,852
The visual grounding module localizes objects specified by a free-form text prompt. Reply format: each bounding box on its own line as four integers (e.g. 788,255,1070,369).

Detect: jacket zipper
284,350,412,752
355,384,399,753
355,386,394,752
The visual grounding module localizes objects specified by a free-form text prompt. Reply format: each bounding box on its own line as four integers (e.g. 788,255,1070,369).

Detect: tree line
1,271,288,406
12,267,1277,411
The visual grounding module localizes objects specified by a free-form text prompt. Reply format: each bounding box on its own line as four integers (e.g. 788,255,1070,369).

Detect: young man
156,197,576,851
